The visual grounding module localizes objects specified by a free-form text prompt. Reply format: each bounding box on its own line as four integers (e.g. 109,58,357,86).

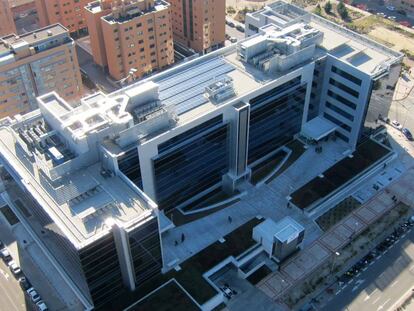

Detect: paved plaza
162,139,351,268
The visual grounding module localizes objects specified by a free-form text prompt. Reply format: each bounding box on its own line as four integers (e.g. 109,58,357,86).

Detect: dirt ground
226,0,272,10
369,26,414,51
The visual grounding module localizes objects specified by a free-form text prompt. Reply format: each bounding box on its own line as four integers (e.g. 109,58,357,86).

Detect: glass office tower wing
248,84,307,164
153,119,230,212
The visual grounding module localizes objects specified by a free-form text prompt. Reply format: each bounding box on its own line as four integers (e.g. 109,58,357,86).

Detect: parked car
0,247,11,261
228,21,235,28
400,21,411,27
230,37,237,43
27,288,41,303
377,12,387,18
36,300,48,311
236,25,245,33
391,120,402,130
8,260,21,276
388,16,396,21
386,5,396,11
18,276,31,290
402,128,413,140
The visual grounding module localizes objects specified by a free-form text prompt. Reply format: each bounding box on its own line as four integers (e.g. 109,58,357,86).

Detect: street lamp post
330,251,340,274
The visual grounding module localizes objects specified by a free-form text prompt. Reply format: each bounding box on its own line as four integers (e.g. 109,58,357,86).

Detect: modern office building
84,0,174,81
245,1,402,138
0,0,17,36
169,0,225,54
0,24,82,119
0,90,164,309
34,0,90,35
0,2,402,310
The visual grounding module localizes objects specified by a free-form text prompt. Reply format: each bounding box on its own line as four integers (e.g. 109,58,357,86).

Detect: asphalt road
75,44,118,94
14,14,38,35
0,259,31,311
321,227,414,311
388,86,414,134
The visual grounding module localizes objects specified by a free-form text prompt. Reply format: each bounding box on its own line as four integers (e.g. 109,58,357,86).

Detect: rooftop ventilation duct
205,77,236,104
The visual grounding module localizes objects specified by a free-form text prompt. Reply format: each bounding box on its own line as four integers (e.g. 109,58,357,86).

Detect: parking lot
0,232,49,311
225,17,246,46
0,257,29,311
351,0,414,27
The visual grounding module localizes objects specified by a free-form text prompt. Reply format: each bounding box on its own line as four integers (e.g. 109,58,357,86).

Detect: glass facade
331,66,362,86
128,217,162,285
248,84,307,164
329,78,359,98
153,118,229,212
309,61,325,121
79,233,124,308
118,147,143,189
363,63,401,135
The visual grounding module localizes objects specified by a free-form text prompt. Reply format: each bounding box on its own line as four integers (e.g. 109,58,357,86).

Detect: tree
337,1,349,20
314,4,322,16
324,1,332,14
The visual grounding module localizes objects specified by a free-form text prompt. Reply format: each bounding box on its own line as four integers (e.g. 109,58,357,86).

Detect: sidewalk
393,71,414,101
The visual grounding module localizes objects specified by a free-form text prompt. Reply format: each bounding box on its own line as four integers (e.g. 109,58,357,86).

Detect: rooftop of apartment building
0,91,156,249
86,0,169,23
0,24,71,61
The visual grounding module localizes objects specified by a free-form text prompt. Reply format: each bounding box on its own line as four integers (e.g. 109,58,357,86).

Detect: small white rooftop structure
253,217,305,261
301,116,338,141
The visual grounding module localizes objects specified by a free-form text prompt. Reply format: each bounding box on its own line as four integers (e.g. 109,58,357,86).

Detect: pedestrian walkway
162,139,350,269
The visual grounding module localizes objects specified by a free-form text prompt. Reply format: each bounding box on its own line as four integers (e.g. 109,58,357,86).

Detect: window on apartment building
148,28,154,32
150,44,155,49
136,23,142,28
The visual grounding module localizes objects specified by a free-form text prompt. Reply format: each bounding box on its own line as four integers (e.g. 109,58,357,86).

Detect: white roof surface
301,116,338,141
255,216,304,243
